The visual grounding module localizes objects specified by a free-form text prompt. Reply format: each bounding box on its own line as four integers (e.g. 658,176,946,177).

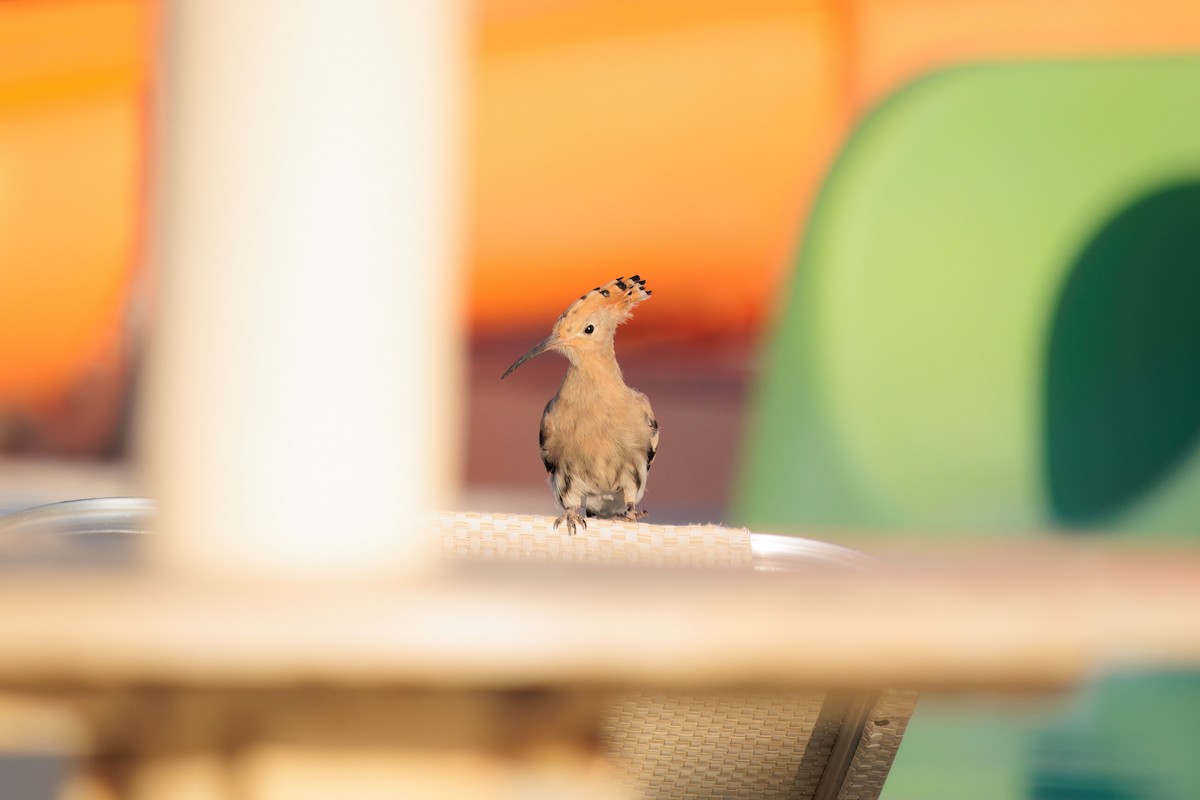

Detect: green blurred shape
732,57,1200,800
1028,671,1200,800
734,57,1200,537
888,675,1200,800
883,697,1064,800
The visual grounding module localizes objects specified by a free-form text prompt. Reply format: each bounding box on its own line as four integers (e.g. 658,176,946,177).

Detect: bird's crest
560,275,651,325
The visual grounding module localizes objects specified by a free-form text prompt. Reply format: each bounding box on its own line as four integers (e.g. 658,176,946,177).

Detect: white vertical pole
141,2,461,580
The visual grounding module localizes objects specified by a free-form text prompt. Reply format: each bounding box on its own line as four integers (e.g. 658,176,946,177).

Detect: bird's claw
622,506,648,522
553,509,588,536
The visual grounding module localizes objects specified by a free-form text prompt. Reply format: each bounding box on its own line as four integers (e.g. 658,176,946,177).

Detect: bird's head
501,275,651,378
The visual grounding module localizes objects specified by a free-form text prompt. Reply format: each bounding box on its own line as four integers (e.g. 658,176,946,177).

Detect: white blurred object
141,2,462,580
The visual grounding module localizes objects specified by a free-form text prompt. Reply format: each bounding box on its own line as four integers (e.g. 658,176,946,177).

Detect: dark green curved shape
1046,183,1200,527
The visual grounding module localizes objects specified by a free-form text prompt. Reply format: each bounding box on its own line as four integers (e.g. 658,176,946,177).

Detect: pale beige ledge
0,544,1196,692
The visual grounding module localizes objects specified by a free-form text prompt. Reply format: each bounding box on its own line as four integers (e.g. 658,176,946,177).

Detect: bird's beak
501,335,556,379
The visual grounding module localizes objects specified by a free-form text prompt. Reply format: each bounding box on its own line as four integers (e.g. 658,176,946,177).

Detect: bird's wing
633,391,659,468
539,397,558,474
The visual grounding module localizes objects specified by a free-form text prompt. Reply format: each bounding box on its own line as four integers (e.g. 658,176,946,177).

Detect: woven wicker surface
836,690,919,800
436,511,753,568
602,692,851,800
434,511,912,800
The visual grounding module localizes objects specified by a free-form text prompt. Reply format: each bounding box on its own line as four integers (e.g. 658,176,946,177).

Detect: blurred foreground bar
0,543,1198,692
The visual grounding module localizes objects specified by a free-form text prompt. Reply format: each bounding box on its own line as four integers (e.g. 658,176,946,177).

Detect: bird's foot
622,505,648,522
553,509,588,536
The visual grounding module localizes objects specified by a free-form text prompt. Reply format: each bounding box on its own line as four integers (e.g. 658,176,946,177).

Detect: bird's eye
583,324,595,335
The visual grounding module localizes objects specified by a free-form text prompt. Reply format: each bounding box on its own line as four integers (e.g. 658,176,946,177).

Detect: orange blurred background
5,0,1200,456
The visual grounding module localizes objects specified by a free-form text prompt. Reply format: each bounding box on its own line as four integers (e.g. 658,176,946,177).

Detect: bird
501,275,659,535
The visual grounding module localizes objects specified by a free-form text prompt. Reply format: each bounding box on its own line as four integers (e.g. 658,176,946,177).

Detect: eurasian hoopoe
501,276,659,535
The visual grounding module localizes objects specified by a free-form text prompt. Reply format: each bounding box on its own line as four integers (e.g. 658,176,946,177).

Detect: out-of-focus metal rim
1,499,881,570
750,532,878,572
0,497,155,538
